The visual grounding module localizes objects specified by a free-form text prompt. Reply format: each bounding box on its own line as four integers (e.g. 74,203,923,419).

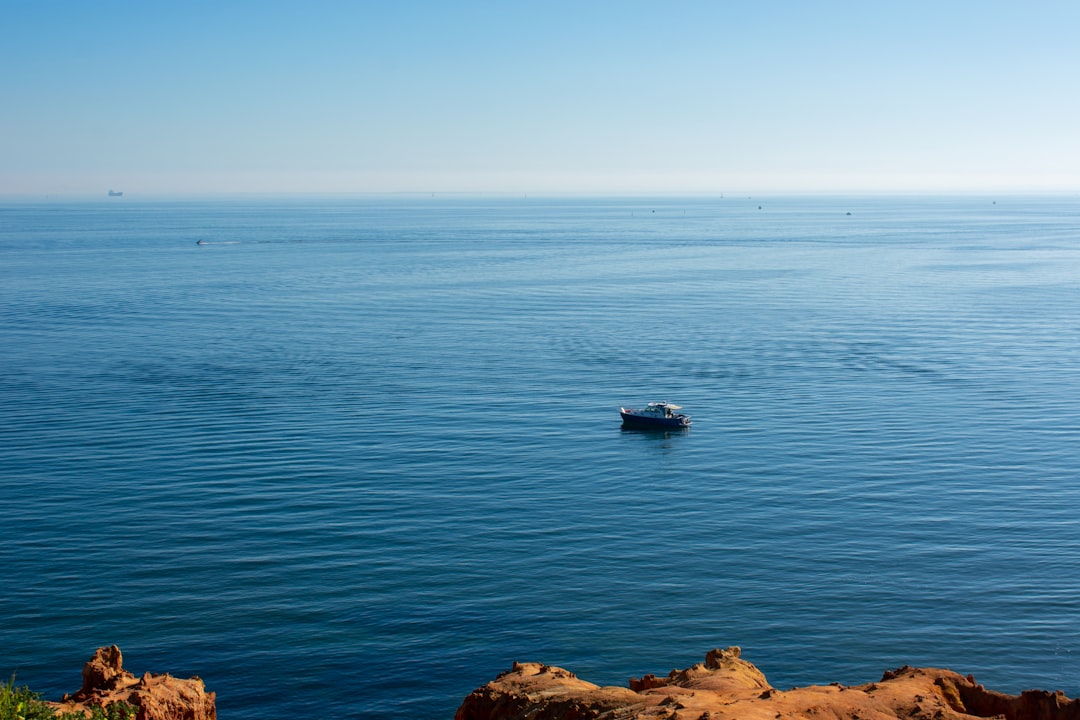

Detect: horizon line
3,187,1080,201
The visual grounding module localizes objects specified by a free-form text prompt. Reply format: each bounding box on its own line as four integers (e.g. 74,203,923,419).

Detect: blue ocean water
1,195,1078,718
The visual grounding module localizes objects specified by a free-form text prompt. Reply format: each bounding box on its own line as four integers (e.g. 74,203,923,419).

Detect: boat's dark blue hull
619,411,691,428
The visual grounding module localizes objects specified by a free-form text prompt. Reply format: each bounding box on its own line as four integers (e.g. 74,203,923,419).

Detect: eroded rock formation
48,646,216,720
455,646,1080,720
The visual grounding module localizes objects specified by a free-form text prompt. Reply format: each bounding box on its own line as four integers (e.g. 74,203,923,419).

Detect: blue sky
3,1,1079,195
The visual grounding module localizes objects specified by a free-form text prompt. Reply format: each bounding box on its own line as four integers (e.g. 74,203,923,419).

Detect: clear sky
3,1,1079,195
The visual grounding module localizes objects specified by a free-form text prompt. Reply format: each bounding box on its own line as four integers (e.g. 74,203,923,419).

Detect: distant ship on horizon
108,190,123,197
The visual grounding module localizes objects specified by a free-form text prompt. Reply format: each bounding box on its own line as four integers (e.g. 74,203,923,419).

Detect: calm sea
2,195,1078,718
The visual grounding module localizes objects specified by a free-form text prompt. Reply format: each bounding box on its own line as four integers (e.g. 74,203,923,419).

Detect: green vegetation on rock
1,677,134,720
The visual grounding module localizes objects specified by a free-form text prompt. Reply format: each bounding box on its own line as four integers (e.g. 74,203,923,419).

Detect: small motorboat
619,401,692,428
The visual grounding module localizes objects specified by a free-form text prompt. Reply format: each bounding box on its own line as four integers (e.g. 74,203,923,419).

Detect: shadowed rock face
49,646,216,720
455,646,1080,720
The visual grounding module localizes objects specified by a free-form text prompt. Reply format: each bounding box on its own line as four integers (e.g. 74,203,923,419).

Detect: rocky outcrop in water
48,646,216,720
455,646,1080,720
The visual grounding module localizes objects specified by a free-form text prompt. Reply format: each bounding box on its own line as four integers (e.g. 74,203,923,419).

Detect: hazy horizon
4,1,1079,196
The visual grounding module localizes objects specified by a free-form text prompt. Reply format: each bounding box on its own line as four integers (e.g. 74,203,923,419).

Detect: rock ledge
455,646,1080,720
48,646,216,720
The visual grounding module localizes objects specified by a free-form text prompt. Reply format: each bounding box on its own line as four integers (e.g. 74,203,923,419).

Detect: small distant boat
196,239,206,245
619,401,692,428
108,190,123,197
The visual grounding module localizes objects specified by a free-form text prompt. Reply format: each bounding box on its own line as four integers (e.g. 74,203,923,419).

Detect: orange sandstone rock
49,646,216,720
456,647,1080,720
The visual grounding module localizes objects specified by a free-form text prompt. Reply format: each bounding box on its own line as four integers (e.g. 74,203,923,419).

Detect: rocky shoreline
454,646,1080,720
44,646,215,720
34,645,1080,719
